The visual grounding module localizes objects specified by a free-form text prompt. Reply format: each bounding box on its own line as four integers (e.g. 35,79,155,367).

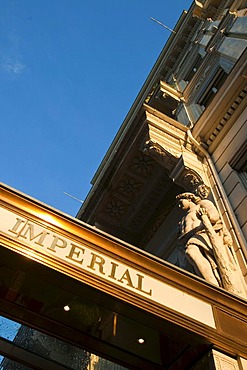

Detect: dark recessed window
198,68,227,109
230,140,247,190
184,54,202,82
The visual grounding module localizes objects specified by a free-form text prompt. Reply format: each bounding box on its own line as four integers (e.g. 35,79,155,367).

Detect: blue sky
1,0,192,217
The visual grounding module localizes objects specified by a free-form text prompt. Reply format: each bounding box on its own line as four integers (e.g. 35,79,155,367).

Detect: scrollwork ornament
142,140,179,170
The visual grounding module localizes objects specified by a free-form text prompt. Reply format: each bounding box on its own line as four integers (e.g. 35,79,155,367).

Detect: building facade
76,0,247,367
0,0,247,369
78,0,247,293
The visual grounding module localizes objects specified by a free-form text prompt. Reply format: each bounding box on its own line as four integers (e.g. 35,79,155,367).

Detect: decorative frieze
212,350,239,370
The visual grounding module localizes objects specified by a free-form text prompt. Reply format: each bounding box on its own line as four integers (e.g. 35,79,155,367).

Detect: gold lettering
87,253,105,275
47,236,67,252
9,220,49,246
8,218,26,236
66,243,85,264
136,273,152,296
8,217,153,298
34,230,50,246
108,262,119,280
118,269,135,288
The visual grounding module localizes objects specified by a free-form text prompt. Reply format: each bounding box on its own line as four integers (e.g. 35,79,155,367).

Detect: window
184,54,202,82
230,139,247,190
198,68,227,109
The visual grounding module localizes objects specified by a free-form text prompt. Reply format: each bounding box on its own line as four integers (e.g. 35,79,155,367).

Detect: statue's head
196,184,210,199
176,192,201,209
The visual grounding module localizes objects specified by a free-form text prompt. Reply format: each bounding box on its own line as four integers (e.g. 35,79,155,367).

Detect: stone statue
176,191,247,299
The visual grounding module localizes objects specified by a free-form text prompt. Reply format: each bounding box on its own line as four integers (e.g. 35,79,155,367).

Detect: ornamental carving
116,176,142,199
131,152,154,176
106,199,128,219
142,140,180,171
176,168,204,192
142,139,208,194
131,175,168,226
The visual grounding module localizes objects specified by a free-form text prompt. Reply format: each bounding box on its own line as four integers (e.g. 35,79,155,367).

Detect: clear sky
1,0,192,217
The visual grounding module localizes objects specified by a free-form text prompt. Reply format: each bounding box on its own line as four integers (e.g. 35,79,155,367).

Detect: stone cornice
143,104,188,134
160,80,183,101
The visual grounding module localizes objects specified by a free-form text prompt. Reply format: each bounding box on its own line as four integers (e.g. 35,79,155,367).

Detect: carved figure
195,184,210,199
176,192,247,299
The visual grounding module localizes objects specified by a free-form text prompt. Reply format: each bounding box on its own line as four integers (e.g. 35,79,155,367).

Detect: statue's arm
199,200,219,224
